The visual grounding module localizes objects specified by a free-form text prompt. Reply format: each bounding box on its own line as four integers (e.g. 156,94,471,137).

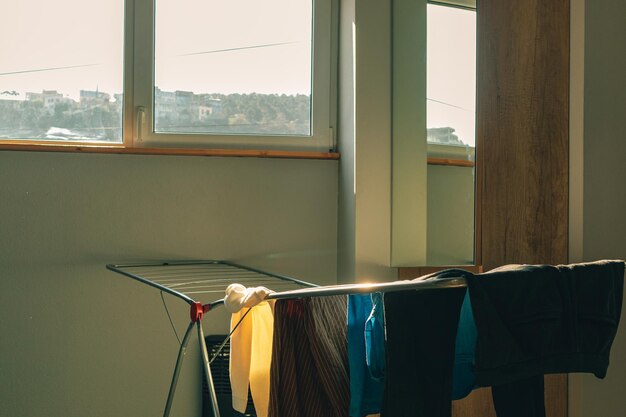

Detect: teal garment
364,292,385,380
452,290,477,400
348,294,385,417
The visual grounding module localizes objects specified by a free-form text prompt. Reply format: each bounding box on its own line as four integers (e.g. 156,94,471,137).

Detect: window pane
0,1,124,143
427,4,476,148
154,0,312,136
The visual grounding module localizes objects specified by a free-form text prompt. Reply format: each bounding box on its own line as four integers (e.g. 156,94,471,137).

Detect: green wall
427,164,475,265
0,151,338,417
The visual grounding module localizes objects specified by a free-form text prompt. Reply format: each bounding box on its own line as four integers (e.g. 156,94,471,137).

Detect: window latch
136,106,146,143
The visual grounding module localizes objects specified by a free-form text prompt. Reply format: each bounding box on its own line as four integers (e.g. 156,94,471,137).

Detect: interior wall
337,0,357,284
427,164,474,265
573,0,626,415
391,0,428,267
0,151,338,417
337,0,397,283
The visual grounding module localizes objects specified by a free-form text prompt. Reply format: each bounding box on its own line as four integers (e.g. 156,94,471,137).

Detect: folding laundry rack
106,260,317,417
106,259,467,417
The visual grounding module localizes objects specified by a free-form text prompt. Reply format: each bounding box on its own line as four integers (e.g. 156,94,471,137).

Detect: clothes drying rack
106,259,467,417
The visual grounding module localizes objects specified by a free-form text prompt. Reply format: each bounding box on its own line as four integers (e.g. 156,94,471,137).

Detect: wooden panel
545,374,569,417
455,0,571,416
453,387,496,417
476,0,570,271
451,375,568,417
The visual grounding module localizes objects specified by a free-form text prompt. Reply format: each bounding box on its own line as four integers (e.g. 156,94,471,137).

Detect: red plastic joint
190,302,204,322
202,304,211,314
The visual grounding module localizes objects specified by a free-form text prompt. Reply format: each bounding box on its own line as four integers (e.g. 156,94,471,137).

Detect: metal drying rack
106,259,467,417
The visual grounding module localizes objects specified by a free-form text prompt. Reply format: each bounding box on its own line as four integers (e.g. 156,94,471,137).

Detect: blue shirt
347,293,385,417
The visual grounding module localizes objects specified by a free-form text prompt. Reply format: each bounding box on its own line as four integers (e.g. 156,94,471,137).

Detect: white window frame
127,0,335,152
0,0,334,154
391,0,477,265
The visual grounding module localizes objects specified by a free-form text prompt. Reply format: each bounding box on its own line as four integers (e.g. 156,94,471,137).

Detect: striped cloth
269,296,350,417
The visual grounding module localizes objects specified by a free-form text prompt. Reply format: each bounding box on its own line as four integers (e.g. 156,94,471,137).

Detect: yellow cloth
229,300,275,417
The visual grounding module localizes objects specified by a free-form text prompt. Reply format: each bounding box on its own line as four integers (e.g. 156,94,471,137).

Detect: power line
177,41,300,57
0,63,100,77
0,41,300,77
427,97,473,112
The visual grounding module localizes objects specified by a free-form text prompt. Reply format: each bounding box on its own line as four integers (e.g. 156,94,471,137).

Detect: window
427,1,476,159
0,0,333,152
390,0,477,266
425,1,477,266
0,0,124,143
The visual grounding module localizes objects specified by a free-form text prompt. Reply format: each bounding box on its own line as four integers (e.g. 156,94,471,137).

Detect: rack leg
163,321,195,417
198,321,221,417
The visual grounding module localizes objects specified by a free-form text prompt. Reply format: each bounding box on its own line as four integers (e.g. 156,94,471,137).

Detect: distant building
196,97,223,120
25,90,67,112
80,89,110,105
155,88,177,121
25,91,43,102
175,90,194,107
155,89,222,123
203,97,222,116
198,106,214,121
427,126,465,146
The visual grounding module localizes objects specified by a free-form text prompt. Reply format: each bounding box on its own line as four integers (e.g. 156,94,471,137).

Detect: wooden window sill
427,157,474,167
0,142,340,160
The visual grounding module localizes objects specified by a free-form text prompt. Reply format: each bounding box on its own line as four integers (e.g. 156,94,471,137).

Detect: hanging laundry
364,292,386,381
269,295,350,417
452,289,478,400
227,284,275,417
399,268,479,401
348,293,385,417
381,273,466,417
466,260,625,417
491,375,546,417
225,283,274,313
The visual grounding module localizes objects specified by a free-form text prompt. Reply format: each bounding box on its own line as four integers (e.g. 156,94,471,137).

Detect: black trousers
492,375,546,417
381,287,466,417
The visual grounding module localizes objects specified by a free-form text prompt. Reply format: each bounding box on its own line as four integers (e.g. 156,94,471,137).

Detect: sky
155,0,311,96
0,1,475,144
0,0,311,100
427,4,476,147
0,0,125,100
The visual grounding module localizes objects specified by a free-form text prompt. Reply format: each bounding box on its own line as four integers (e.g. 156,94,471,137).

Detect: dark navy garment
381,282,466,417
347,294,385,417
467,260,624,417
417,269,478,400
467,261,625,386
491,376,546,417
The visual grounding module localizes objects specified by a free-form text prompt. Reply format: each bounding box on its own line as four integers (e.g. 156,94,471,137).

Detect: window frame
391,0,478,266
1,0,336,155
429,0,476,10
426,0,476,161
